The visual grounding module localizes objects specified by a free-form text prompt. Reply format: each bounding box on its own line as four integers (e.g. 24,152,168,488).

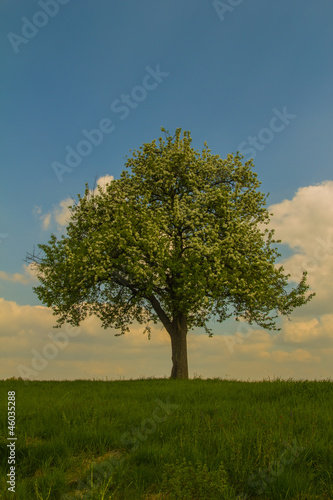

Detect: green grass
1,376,333,499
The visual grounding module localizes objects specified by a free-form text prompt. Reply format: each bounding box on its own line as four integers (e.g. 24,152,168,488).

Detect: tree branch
145,293,172,335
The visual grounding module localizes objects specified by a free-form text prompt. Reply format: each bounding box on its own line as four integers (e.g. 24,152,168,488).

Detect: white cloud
33,206,52,230
92,174,114,195
269,181,333,253
268,180,333,314
0,263,39,285
34,174,114,231
53,197,73,228
42,213,51,230
0,298,172,380
280,314,333,347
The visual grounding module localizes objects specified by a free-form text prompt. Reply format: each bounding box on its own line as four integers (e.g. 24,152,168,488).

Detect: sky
1,0,332,382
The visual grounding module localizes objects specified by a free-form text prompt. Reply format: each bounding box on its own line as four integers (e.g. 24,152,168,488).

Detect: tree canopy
27,128,314,378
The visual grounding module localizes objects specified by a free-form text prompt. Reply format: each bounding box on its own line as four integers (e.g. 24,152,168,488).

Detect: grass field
1,376,332,499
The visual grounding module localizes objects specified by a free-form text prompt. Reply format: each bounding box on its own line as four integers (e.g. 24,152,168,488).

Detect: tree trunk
169,313,188,379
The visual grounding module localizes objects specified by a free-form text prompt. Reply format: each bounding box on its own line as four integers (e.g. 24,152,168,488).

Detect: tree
26,128,315,379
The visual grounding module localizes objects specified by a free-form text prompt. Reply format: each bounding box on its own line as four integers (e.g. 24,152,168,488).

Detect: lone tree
27,128,314,379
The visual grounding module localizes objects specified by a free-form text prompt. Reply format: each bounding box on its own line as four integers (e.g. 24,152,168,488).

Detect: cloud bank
1,180,332,381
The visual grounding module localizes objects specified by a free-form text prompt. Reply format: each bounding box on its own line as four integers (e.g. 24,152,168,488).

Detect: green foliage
27,128,314,338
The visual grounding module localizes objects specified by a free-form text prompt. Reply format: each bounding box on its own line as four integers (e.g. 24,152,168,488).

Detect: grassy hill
1,377,332,499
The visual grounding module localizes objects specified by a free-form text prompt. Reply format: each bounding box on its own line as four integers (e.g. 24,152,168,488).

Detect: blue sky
1,1,333,381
